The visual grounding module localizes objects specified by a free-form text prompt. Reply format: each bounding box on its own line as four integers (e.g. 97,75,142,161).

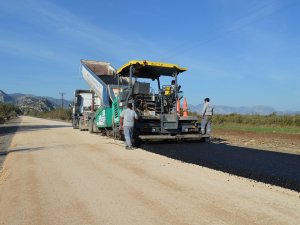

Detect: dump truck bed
80,60,120,107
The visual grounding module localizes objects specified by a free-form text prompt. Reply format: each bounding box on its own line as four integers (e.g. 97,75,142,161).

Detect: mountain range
189,104,300,115
0,90,72,113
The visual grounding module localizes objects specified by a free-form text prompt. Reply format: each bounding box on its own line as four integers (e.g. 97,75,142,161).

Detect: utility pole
59,92,66,110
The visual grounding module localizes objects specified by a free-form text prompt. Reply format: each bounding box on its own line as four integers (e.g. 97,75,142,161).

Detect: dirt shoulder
0,117,21,169
212,128,300,155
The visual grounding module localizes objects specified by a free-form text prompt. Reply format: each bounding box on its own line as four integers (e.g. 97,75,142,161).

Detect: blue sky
0,0,300,110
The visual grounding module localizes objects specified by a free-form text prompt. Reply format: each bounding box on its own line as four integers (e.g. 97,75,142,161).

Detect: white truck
71,89,96,131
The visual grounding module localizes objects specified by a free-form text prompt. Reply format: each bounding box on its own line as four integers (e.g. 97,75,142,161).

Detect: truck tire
79,119,84,131
112,122,122,140
204,137,211,143
199,137,210,143
72,119,79,129
88,120,93,133
93,123,99,133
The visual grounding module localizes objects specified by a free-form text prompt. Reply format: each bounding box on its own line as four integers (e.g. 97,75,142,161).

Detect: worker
171,80,181,92
171,80,176,91
120,102,138,150
201,98,214,135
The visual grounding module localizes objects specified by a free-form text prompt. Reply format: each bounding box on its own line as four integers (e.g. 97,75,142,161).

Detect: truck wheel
205,137,211,143
112,123,117,139
93,123,99,133
79,119,84,131
72,119,78,129
200,137,210,143
113,123,122,140
88,120,93,133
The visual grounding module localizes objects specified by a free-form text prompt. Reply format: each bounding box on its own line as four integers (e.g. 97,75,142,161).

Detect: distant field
213,113,300,126
214,124,300,134
189,112,300,134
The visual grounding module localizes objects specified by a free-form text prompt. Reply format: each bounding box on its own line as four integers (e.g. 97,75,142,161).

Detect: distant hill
9,93,33,101
189,104,299,115
15,96,55,114
0,90,72,109
0,90,13,103
45,96,73,108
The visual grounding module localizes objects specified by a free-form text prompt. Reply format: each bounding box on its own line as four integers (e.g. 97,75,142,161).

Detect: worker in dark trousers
201,98,214,135
120,102,138,150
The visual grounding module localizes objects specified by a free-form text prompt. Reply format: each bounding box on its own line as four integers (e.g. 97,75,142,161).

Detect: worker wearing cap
120,102,138,150
201,98,214,135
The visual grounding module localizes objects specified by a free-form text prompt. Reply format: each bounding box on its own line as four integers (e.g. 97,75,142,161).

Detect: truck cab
72,89,94,130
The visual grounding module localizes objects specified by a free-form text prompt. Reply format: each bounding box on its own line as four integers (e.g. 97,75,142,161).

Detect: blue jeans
123,126,134,147
201,116,212,134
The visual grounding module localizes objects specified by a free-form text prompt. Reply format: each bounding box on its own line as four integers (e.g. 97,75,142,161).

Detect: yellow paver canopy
117,60,187,79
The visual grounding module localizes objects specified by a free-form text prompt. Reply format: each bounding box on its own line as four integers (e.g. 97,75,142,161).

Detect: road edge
0,117,21,171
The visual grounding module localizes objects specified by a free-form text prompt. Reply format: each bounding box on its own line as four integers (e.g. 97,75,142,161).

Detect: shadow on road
0,119,71,157
141,142,300,192
0,121,72,168
1,124,71,135
0,124,20,135
0,118,22,168
4,143,84,155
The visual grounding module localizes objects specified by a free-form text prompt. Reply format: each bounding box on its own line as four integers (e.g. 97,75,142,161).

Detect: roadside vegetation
0,102,72,124
28,109,72,121
0,102,22,124
190,112,300,134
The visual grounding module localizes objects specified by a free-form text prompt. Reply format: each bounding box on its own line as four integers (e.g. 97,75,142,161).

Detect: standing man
120,102,138,150
201,98,214,135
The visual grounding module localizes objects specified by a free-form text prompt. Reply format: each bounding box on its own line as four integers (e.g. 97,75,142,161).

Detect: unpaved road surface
0,116,299,225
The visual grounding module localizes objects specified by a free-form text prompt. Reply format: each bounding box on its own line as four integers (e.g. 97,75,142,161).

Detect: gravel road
0,116,299,225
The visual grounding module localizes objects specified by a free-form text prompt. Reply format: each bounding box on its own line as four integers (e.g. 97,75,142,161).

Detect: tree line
0,102,72,124
28,109,72,121
0,102,22,124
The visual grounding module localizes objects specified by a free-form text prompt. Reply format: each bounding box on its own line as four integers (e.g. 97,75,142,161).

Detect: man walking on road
120,102,138,150
201,98,214,135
